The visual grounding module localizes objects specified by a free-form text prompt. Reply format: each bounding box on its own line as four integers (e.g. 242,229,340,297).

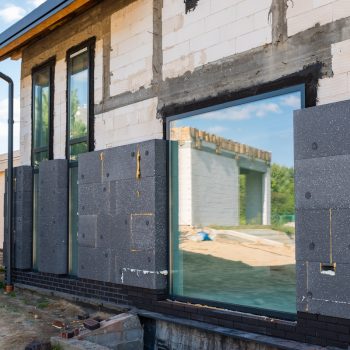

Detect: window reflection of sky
71,69,88,106
172,92,301,167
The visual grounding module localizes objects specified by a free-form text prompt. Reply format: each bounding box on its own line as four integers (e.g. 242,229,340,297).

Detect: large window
32,59,54,269
169,86,304,316
67,40,94,275
32,62,54,166
67,44,93,160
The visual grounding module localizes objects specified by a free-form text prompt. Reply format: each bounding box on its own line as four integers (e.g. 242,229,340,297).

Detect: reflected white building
171,127,271,228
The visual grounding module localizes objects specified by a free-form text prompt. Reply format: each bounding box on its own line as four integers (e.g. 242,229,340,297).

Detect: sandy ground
180,228,295,267
0,259,114,350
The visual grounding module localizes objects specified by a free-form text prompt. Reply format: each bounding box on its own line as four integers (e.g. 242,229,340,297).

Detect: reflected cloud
201,102,281,121
206,125,227,134
280,94,301,109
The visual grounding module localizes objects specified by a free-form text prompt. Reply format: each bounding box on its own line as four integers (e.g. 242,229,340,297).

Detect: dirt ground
0,260,114,350
181,228,295,267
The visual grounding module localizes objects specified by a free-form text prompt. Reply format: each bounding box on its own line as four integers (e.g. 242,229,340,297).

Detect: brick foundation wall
13,269,350,349
13,269,166,306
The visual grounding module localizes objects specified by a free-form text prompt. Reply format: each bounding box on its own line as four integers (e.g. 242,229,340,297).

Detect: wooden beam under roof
0,0,98,60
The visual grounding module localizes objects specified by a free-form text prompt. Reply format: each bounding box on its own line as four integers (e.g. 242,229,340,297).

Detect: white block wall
178,142,192,226
262,168,271,226
20,75,32,166
94,97,162,150
287,0,350,36
191,148,240,227
178,145,240,227
162,0,272,79
18,0,350,168
110,0,154,96
95,39,103,105
318,39,350,105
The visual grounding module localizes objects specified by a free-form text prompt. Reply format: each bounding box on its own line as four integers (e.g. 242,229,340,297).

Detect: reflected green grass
182,251,296,314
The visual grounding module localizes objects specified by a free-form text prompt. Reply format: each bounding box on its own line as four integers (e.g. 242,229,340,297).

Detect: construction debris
83,318,101,331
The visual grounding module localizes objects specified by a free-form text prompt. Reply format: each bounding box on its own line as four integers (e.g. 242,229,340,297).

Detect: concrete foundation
79,313,143,350
141,316,326,350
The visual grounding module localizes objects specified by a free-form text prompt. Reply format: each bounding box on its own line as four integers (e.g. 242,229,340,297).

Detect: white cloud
0,5,26,23
280,94,301,109
0,97,20,153
206,126,227,135
202,102,281,122
27,0,46,7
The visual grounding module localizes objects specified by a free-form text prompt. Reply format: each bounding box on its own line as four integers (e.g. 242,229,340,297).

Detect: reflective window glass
170,88,303,314
68,49,88,142
67,44,92,276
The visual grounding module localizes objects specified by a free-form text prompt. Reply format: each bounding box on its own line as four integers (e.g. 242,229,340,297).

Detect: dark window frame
66,38,95,276
31,57,55,167
166,83,309,322
66,37,96,162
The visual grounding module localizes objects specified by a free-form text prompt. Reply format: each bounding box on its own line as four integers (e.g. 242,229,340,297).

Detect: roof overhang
0,0,98,61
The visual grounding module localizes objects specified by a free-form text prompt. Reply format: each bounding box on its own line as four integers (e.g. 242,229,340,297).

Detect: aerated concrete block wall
19,0,350,167
295,100,350,319
78,139,167,290
162,0,273,79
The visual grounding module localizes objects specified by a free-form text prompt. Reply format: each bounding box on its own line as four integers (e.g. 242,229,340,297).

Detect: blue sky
173,91,302,167
0,0,45,153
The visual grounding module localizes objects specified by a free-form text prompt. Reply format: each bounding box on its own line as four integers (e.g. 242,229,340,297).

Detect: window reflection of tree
271,164,294,228
35,87,49,148
70,88,87,139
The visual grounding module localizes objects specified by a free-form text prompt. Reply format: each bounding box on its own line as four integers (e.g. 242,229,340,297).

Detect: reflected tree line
240,163,295,232
70,89,87,139
35,88,87,143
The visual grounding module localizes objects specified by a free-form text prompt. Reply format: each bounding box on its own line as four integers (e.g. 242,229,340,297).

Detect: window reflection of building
170,89,301,314
171,126,271,228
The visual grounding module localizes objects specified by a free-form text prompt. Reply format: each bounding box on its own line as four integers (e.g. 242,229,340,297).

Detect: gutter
0,72,14,291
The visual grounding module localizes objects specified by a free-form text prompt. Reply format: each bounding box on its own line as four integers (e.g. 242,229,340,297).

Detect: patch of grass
37,298,50,309
23,298,32,305
52,344,63,350
8,291,16,298
0,281,4,289
271,224,295,237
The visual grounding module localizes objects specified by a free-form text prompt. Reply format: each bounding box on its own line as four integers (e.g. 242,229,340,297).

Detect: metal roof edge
0,0,75,49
